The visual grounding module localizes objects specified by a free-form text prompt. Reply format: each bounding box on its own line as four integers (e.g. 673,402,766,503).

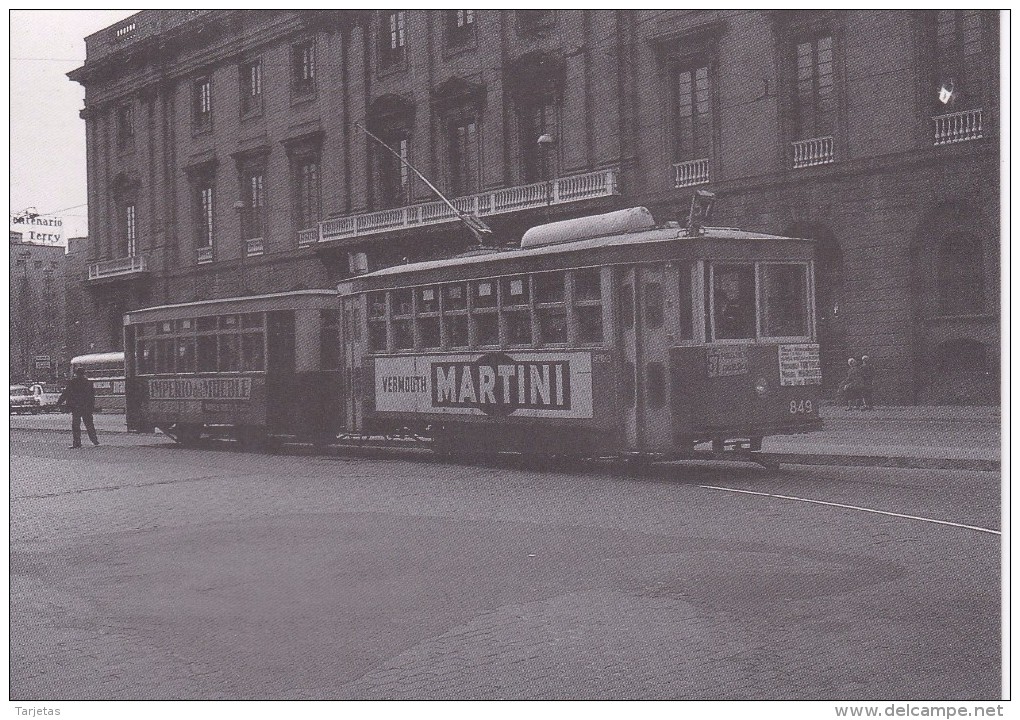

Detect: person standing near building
56,367,100,448
839,357,861,410
858,355,875,410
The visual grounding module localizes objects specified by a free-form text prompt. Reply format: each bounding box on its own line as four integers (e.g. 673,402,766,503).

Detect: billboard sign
374,351,594,419
10,212,64,245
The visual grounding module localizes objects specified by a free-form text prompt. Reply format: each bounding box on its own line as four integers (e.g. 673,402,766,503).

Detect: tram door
620,265,673,451
635,265,674,451
340,296,360,433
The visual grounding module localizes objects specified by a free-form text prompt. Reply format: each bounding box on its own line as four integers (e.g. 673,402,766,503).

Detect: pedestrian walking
838,357,861,410
858,355,875,410
56,368,100,448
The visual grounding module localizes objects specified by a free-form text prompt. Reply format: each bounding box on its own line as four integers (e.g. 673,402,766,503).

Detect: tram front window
761,263,809,338
712,265,756,340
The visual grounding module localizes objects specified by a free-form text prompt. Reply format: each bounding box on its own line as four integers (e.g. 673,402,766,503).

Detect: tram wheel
173,424,202,447
237,427,270,452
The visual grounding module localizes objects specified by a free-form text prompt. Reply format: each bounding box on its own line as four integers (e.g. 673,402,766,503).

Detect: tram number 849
789,400,814,415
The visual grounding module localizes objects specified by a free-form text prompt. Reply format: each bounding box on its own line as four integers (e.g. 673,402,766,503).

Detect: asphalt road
10,429,1001,700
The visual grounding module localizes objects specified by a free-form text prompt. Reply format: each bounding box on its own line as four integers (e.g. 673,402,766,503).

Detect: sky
10,9,140,240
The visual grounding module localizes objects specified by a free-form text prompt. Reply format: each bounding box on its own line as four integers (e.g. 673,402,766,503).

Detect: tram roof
344,225,809,288
125,289,338,322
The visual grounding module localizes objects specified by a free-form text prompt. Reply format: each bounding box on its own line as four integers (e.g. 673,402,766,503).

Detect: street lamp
537,134,556,205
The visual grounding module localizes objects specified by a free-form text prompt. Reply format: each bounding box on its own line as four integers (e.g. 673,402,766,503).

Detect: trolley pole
354,121,496,249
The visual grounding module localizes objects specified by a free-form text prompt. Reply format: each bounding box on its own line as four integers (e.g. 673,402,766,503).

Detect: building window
519,101,557,182
196,184,214,250
447,117,479,196
241,171,266,240
380,11,406,67
518,10,554,36
241,59,263,115
933,10,985,111
937,233,984,315
125,203,137,257
791,34,836,140
377,135,411,208
193,76,212,130
292,42,315,96
446,10,475,47
293,156,321,231
116,104,134,148
672,63,712,163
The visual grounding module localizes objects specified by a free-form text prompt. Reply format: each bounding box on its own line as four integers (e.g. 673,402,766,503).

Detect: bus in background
70,352,126,412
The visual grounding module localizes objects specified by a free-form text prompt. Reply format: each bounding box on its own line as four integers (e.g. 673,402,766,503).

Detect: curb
10,425,998,472
766,453,1000,472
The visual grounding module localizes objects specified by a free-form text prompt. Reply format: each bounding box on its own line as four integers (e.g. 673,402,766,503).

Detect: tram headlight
754,378,770,397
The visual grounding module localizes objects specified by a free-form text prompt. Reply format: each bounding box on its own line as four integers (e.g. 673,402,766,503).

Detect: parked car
10,385,40,414
31,383,65,412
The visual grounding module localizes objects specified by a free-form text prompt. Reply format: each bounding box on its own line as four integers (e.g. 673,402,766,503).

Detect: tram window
368,321,388,353
197,316,217,332
622,361,636,407
418,286,440,313
221,315,240,330
176,319,193,332
135,324,146,338
219,334,241,371
474,280,497,308
393,289,413,317
474,313,499,346
644,282,664,329
160,321,173,334
574,269,601,302
138,341,153,374
368,292,388,319
242,313,264,329
197,335,217,372
321,310,342,369
677,266,693,340
538,307,568,344
534,273,565,304
501,276,529,306
394,319,414,350
712,265,756,340
761,264,809,338
646,363,666,409
576,306,603,343
156,339,174,374
621,283,635,330
505,311,533,345
446,314,468,348
419,316,441,348
176,337,196,373
445,283,468,311
242,334,265,371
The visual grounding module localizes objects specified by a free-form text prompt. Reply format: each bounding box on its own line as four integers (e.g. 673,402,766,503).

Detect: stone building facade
9,237,69,383
69,9,1000,404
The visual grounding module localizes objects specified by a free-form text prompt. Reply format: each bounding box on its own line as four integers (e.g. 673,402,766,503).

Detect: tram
123,290,343,445
337,207,823,463
70,352,126,411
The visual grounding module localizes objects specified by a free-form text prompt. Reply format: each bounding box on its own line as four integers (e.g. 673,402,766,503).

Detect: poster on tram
373,351,594,419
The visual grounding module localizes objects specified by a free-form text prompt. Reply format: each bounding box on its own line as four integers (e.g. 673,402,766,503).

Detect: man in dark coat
858,355,875,410
56,368,100,448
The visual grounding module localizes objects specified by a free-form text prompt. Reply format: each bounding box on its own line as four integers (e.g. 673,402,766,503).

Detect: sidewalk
9,407,1001,471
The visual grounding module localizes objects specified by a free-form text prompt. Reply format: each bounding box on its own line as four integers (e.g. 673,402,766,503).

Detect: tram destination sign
778,343,822,386
147,377,252,400
374,351,594,418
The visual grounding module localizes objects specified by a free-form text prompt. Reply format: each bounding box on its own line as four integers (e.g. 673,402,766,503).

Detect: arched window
937,232,984,314
367,95,416,209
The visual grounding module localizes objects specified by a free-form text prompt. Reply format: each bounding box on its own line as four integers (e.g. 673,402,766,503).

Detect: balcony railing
297,228,319,247
933,108,983,145
791,136,835,169
197,246,213,264
87,254,149,281
673,158,710,188
318,168,620,244
244,237,264,257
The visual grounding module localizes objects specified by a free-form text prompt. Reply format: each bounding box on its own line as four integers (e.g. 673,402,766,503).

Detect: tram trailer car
124,291,343,446
338,207,823,462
